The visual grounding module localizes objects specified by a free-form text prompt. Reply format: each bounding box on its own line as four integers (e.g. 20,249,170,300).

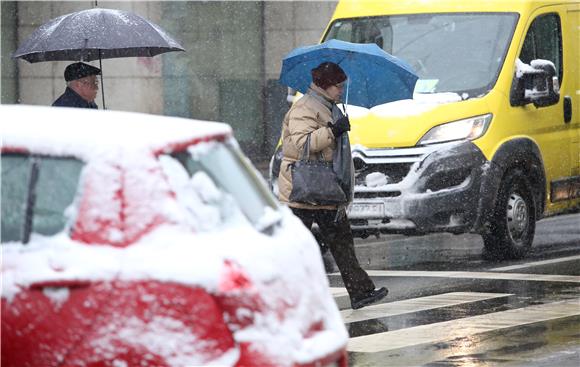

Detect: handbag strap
300,134,325,162
300,134,312,161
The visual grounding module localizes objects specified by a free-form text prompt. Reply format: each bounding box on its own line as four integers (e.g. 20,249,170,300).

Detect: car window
33,157,84,237
519,13,562,82
1,154,30,242
1,153,84,243
161,141,279,231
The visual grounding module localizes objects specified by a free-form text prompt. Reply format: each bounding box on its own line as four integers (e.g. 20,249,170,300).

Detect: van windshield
324,13,518,97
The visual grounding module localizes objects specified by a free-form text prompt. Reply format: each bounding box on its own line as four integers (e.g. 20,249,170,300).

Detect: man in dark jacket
52,62,101,109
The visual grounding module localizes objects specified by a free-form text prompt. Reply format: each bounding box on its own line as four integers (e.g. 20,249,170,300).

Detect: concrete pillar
1,1,18,103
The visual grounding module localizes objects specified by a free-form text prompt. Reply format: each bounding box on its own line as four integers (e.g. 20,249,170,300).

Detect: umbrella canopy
13,8,184,63
13,8,184,109
279,39,418,108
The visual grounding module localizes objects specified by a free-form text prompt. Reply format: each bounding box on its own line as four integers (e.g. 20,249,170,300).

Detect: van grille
351,145,431,187
354,160,413,185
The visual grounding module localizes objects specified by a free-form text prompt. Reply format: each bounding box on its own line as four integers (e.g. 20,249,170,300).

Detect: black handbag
289,134,347,206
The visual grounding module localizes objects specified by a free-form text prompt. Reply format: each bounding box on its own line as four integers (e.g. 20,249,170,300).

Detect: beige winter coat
278,84,339,210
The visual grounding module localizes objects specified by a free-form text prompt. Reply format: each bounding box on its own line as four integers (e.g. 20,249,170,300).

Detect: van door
565,5,580,183
516,8,573,212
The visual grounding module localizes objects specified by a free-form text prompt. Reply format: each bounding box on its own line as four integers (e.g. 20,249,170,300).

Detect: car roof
0,105,232,159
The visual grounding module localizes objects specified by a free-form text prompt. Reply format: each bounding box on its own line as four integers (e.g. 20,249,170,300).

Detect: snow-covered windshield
324,13,518,96
162,141,279,231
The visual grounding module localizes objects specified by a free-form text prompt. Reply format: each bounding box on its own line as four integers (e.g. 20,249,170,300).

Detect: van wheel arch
487,138,546,222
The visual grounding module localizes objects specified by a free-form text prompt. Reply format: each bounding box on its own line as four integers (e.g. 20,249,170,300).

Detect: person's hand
329,116,350,137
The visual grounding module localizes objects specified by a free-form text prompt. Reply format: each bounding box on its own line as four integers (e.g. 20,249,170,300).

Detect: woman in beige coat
278,62,388,310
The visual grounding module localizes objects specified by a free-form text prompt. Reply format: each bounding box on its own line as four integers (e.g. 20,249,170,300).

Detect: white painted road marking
341,292,512,324
329,287,349,298
348,298,580,353
490,254,580,271
352,270,580,283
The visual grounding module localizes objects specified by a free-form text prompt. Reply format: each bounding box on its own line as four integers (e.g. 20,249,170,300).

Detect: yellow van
271,0,579,260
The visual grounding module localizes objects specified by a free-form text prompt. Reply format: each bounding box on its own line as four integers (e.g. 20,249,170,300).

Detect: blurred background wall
0,0,337,164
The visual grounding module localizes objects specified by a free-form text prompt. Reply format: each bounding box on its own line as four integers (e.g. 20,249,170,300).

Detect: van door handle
563,96,572,123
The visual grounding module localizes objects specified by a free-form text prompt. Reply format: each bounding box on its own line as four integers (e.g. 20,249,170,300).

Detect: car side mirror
511,59,560,108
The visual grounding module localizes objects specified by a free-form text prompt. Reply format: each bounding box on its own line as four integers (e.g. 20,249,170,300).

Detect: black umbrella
13,8,185,108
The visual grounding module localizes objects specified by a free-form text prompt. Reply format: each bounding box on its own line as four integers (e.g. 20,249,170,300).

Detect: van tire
482,169,535,260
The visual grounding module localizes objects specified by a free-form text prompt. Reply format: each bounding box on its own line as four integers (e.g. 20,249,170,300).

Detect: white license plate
348,202,384,218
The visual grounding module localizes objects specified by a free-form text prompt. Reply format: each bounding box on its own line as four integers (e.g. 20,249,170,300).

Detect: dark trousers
291,208,375,300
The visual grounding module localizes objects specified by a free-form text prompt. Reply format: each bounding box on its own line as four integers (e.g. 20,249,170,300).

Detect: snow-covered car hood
2,207,347,365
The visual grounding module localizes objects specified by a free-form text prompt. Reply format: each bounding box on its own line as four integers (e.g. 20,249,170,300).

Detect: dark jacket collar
52,87,98,109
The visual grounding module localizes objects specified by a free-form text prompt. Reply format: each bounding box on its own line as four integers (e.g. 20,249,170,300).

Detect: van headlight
418,114,492,145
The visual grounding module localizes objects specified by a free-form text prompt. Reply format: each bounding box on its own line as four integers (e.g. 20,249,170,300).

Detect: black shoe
351,287,388,310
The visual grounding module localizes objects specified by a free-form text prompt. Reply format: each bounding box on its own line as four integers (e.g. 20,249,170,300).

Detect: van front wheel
482,169,536,260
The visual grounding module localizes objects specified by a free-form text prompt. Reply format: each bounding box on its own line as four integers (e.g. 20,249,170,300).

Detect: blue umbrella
279,39,418,108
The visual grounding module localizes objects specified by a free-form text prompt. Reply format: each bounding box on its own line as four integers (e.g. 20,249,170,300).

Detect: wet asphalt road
326,213,580,366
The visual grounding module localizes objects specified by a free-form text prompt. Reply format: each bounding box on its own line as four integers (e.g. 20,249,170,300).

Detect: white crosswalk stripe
340,291,512,324
347,298,580,353
329,269,580,362
363,270,580,283
490,254,580,271
329,287,349,298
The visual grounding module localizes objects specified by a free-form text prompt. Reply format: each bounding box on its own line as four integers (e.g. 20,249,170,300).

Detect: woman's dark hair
311,62,347,90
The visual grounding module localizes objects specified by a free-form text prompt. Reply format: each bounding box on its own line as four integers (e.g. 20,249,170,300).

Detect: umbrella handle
343,79,349,116
99,53,106,110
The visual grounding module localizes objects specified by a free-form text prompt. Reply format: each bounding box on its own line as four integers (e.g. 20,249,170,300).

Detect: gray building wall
1,1,18,104
1,0,337,162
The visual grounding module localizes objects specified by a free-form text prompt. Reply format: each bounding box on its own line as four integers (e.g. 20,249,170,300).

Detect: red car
1,105,348,367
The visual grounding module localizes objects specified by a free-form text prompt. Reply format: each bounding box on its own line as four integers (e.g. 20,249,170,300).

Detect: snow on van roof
0,105,232,158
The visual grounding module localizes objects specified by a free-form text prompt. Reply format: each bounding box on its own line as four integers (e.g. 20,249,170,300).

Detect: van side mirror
510,59,560,108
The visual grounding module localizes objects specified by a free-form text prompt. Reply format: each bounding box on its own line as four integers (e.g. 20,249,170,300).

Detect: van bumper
349,141,493,236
